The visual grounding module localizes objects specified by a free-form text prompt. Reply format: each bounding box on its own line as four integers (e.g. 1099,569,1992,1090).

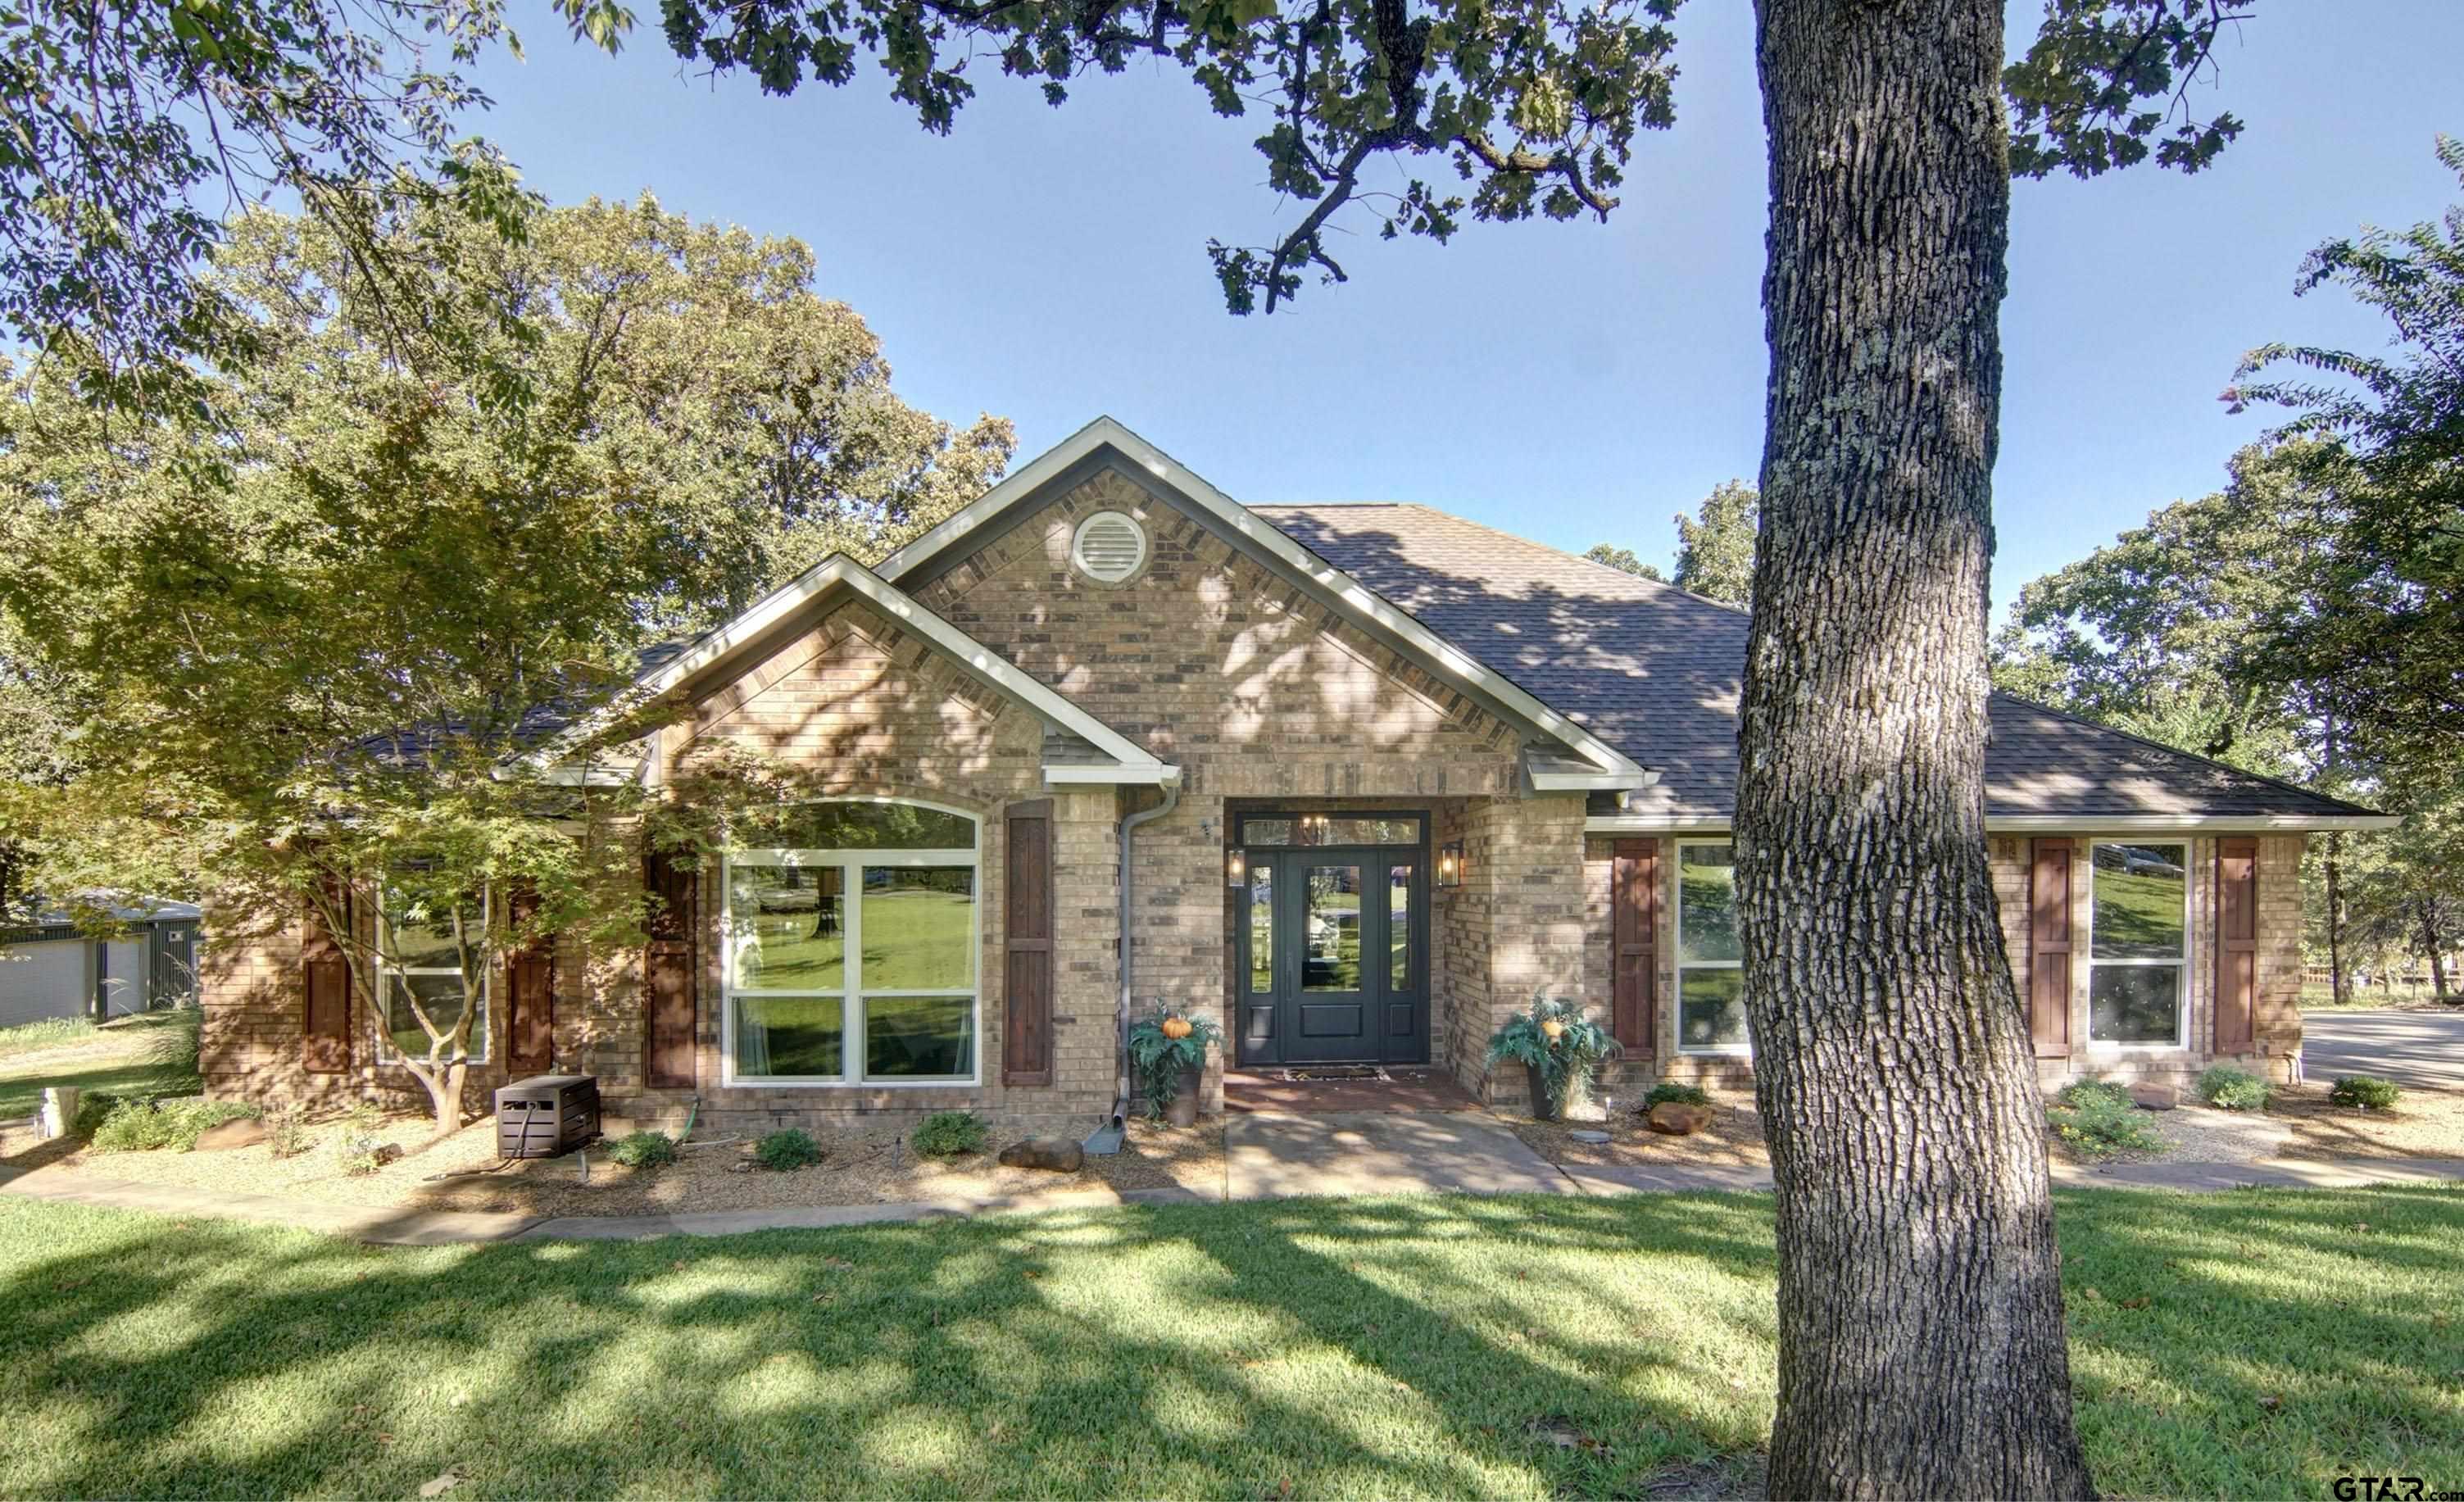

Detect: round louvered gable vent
1069,510,1149,583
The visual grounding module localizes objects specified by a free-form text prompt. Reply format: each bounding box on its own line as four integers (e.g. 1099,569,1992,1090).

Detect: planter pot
1526,1063,1559,1122
1166,1066,1201,1127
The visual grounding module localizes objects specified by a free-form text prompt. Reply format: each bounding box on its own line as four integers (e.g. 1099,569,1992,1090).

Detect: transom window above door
723,800,980,1087
1235,813,1424,847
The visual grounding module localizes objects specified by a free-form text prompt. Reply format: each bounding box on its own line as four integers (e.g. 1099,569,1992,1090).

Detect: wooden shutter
1003,800,1055,1087
2215,837,2258,1053
506,883,554,1077
2028,839,2073,1056
302,882,352,1073
1611,839,1658,1054
642,850,698,1090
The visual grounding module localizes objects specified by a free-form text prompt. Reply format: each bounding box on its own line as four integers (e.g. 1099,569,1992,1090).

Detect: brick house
200,417,2390,1135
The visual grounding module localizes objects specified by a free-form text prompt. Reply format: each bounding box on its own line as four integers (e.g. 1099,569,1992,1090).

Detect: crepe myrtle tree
633,0,2263,1491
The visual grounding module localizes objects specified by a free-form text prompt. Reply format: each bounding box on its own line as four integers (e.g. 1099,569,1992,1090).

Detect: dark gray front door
1238,846,1426,1066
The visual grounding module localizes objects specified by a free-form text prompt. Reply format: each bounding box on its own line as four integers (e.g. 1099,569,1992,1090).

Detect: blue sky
470,2,2460,615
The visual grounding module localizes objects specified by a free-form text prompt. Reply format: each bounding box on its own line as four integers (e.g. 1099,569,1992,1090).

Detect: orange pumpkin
1161,1015,1194,1040
1541,1019,1566,1042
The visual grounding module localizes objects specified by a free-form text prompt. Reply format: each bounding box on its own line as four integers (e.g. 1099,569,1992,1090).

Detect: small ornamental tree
0,199,1008,1133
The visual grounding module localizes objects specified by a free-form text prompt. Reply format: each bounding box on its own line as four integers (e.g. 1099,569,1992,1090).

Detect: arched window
722,800,980,1087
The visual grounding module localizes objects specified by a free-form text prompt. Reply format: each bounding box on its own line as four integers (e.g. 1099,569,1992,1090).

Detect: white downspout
1088,774,1179,1152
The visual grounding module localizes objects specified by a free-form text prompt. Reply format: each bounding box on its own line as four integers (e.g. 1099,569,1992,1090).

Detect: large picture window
724,801,980,1086
2088,842,2189,1046
375,891,490,1064
1676,841,1748,1053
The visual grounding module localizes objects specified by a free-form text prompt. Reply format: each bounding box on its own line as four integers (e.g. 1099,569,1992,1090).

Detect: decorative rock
2130,1082,2179,1111
369,1142,405,1168
996,1137,1085,1173
1645,1102,1714,1137
1568,1129,1613,1145
193,1118,270,1151
728,1160,754,1173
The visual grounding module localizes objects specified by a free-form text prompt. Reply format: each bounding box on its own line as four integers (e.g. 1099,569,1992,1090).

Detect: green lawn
0,1188,2457,1498
0,1014,195,1119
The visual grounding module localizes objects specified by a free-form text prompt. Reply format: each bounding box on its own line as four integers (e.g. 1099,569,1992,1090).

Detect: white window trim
2084,839,2192,1051
721,801,983,1089
374,890,492,1067
1674,838,1750,1056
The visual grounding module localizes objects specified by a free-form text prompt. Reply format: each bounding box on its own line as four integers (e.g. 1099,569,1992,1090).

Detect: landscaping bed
2271,1083,2464,1161
0,1109,1227,1218
2,1184,2459,1499
1505,1091,1772,1171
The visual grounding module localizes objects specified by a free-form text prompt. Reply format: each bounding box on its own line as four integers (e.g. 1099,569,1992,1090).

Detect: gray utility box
495,1074,601,1159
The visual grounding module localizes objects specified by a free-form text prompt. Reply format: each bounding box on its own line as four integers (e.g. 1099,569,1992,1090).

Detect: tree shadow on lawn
2,1187,2455,1499
0,1192,1781,1500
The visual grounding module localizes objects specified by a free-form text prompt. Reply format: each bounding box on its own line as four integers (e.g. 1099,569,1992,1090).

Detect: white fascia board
1531,769,1652,792
1042,763,1182,787
1583,813,2399,837
875,415,1647,783
526,552,1158,778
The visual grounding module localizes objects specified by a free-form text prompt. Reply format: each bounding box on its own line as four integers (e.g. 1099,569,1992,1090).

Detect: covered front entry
1235,812,1428,1067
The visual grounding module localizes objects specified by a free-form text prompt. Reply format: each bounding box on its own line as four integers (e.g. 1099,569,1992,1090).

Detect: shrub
2196,1066,2271,1112
1641,1081,1712,1111
335,1100,390,1175
2048,1080,2162,1160
610,1130,678,1168
756,1128,823,1171
910,1111,987,1158
73,1091,129,1137
262,1100,312,1159
87,1097,259,1153
139,1004,203,1078
2330,1075,2403,1110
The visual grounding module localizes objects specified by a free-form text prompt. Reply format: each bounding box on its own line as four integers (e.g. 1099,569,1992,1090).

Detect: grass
0,1188,2457,1499
0,1016,98,1059
0,1014,198,1119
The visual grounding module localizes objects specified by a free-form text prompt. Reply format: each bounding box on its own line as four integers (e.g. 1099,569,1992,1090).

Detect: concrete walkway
2303,1007,2464,1089
5,1138,2458,1247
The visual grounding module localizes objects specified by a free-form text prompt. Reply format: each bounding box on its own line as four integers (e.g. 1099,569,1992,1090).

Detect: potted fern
1487,997,1621,1121
1128,1005,1223,1126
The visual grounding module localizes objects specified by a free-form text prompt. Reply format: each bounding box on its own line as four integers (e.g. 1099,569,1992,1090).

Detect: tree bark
1741,2,2094,1496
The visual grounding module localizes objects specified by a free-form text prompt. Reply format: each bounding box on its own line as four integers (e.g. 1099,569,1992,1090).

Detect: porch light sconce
1226,847,1247,888
1436,840,1465,889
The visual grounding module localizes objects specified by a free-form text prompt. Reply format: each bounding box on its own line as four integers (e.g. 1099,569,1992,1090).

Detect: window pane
1241,819,1296,847
864,994,975,1079
2090,966,2182,1045
1320,816,1423,846
1389,864,1414,991
1302,864,1362,992
742,801,975,851
2091,844,2187,960
1679,969,1749,1049
382,892,477,971
1678,844,1740,964
1247,864,1275,994
734,993,842,1078
730,864,844,991
860,866,975,990
386,972,487,1061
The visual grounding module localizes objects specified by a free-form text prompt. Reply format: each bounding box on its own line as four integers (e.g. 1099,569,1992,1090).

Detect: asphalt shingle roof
1251,502,2376,827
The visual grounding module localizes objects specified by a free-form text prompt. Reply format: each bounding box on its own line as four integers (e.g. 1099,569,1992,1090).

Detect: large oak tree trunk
1742,1,2094,1495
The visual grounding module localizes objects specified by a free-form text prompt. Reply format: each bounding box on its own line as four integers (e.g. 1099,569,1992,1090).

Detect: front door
1238,842,1427,1067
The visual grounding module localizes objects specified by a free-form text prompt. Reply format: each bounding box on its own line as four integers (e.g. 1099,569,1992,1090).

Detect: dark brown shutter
2215,837,2258,1053
1611,839,1658,1053
506,883,554,1077
302,882,352,1073
1003,799,1055,1086
643,850,698,1090
2028,839,2073,1056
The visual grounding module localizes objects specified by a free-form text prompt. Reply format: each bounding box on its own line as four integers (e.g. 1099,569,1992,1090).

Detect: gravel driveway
2303,1007,2464,1089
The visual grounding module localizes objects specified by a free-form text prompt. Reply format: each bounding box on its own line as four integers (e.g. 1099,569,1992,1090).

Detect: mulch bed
2268,1083,2464,1161
1507,1095,1772,1170
0,1111,1226,1218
